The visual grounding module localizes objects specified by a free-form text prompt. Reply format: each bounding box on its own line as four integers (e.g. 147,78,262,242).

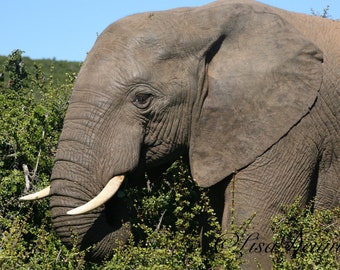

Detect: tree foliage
271,199,340,269
0,50,82,268
311,5,331,19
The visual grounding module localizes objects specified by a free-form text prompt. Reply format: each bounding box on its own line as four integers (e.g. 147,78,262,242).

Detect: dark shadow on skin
147,161,175,181
208,175,231,224
306,156,321,212
200,174,231,253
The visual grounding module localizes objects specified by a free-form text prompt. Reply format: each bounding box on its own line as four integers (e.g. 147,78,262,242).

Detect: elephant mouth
20,175,126,216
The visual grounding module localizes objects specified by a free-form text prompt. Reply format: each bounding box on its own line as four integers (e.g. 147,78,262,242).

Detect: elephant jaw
19,175,125,215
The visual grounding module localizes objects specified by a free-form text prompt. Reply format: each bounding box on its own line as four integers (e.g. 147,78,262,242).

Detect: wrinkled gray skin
49,0,339,268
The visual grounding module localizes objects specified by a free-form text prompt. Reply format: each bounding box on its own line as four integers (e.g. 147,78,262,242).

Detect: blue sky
1,1,339,62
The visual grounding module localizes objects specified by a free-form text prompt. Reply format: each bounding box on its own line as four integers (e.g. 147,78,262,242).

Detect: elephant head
21,1,323,260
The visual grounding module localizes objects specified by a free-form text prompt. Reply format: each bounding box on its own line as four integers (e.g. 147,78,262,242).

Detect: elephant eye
133,93,153,109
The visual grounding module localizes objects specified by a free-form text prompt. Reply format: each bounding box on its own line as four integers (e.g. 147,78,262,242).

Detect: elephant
20,0,339,268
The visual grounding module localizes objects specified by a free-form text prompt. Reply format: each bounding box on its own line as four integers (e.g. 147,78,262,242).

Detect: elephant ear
189,3,323,187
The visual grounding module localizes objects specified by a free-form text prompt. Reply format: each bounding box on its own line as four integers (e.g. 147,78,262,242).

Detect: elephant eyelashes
133,93,154,109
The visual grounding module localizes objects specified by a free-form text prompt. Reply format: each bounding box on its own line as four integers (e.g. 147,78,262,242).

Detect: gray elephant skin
22,0,339,268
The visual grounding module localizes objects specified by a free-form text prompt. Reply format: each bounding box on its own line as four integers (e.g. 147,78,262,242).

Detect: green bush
271,199,340,269
0,50,81,269
0,214,87,270
1,50,339,269
0,50,74,225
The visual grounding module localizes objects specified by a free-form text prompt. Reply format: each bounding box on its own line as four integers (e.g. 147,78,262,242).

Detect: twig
32,148,41,180
155,210,167,232
22,164,31,192
22,129,45,192
32,130,44,179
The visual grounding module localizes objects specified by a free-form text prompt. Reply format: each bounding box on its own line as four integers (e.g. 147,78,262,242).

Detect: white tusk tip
66,209,80,215
19,186,51,201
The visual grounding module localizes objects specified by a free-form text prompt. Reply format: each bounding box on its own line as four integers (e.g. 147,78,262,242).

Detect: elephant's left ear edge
189,9,324,188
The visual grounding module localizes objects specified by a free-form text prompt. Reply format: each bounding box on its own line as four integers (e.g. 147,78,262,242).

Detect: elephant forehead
78,47,192,96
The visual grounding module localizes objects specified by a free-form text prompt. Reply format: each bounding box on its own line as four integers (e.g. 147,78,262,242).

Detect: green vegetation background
0,50,339,269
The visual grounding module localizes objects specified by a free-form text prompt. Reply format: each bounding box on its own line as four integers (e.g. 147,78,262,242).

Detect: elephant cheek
50,193,132,261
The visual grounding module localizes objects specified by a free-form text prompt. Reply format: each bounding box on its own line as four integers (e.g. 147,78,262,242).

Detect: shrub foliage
271,199,340,269
0,50,339,269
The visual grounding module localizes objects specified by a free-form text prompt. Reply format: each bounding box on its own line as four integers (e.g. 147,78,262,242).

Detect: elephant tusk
67,175,125,215
19,186,51,200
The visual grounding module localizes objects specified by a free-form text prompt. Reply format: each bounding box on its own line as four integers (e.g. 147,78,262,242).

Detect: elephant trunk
46,82,143,259
50,157,131,260
50,180,131,259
